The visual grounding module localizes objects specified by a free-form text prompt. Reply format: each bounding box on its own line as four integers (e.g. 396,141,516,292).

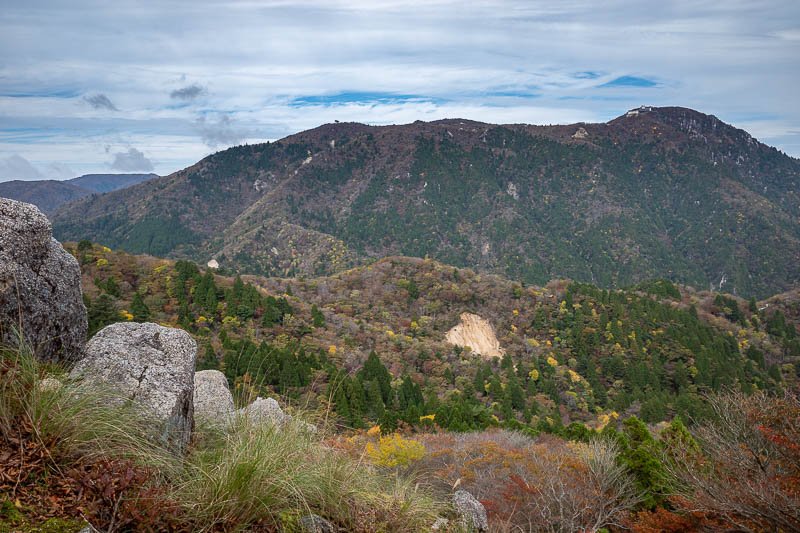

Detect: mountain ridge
0,173,157,213
51,106,800,298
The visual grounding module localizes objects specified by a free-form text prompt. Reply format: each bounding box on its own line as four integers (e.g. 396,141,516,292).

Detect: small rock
72,322,197,449
37,377,62,392
194,370,234,423
238,396,289,425
452,490,488,532
300,514,335,533
431,517,449,531
237,396,318,433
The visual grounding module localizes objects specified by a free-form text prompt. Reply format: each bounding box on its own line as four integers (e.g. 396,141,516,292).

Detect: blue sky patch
290,92,447,107
600,76,658,88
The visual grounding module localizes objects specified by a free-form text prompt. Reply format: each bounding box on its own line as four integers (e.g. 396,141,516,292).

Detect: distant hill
0,173,157,213
67,173,158,193
0,180,91,214
51,107,800,298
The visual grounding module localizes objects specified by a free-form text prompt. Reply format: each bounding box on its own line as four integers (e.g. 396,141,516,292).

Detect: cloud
83,93,118,111
170,83,206,100
110,147,154,171
0,154,42,181
194,114,251,148
44,162,75,180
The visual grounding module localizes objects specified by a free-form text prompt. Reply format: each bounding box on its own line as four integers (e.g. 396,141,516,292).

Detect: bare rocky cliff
445,313,505,359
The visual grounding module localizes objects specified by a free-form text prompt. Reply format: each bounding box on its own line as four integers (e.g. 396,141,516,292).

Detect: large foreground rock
0,197,87,362
194,369,234,423
452,490,488,532
72,322,197,447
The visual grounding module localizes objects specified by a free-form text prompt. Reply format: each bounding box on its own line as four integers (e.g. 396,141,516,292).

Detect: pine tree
130,291,150,322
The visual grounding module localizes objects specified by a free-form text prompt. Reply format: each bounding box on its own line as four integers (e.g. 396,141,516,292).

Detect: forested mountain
73,243,798,433
52,107,800,298
0,173,156,213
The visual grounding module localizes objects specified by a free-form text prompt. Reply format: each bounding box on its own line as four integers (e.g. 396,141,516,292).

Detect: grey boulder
72,322,197,448
238,396,289,425
0,197,87,362
194,369,234,423
238,396,317,434
452,490,488,532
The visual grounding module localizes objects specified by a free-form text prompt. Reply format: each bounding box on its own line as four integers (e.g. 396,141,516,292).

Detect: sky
1,0,799,181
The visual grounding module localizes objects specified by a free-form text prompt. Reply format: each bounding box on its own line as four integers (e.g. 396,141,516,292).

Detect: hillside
0,179,90,213
72,243,798,432
52,107,800,298
0,173,156,213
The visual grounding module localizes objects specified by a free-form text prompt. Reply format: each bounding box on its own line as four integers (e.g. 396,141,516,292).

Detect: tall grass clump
176,414,443,532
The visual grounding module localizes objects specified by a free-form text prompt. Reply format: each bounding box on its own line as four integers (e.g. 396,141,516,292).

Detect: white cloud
110,147,154,171
0,154,42,181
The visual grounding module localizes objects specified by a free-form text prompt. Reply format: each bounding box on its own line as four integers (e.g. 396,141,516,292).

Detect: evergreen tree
130,291,150,322
87,294,121,337
311,304,325,327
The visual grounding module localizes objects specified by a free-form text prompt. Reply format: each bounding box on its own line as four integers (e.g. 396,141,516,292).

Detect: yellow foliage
120,310,133,321
419,414,435,422
366,434,425,467
328,345,337,356
546,340,552,346
512,309,519,316
96,258,109,267
510,325,518,332
568,369,581,383
527,338,539,347
386,330,395,337
101,246,111,252
529,368,539,381
366,425,381,437
547,356,558,367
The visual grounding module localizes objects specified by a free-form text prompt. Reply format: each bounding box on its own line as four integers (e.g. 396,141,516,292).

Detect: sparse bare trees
665,390,800,533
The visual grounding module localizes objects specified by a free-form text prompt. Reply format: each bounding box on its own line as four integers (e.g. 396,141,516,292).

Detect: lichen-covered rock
0,198,87,362
72,322,197,448
194,369,234,423
299,514,335,533
452,490,488,532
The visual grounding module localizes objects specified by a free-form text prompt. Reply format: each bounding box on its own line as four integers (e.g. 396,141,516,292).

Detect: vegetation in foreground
0,334,798,531
0,338,443,532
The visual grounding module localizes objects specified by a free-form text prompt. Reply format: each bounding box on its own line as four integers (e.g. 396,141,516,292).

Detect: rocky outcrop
72,322,197,448
194,370,234,423
452,490,488,532
445,313,505,359
572,126,589,139
0,198,87,362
